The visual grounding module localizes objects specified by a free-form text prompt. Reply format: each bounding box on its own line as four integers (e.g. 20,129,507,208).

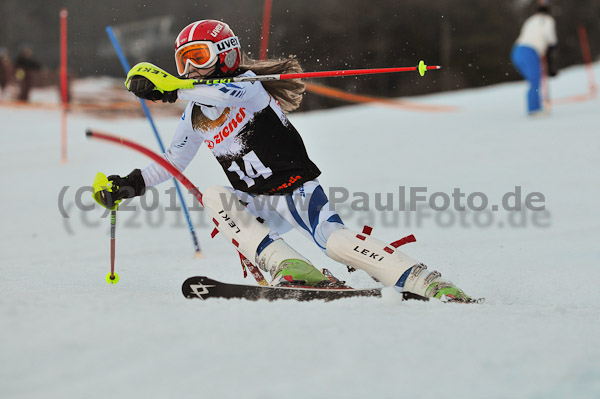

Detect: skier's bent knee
204,185,328,287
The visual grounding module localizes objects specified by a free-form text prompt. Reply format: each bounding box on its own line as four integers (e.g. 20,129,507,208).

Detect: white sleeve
177,72,266,107
141,104,204,187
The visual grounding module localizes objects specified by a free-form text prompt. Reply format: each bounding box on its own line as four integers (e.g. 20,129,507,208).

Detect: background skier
14,46,41,102
511,4,558,116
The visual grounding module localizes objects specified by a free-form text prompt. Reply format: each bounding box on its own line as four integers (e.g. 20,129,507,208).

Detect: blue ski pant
234,179,345,252
511,45,542,114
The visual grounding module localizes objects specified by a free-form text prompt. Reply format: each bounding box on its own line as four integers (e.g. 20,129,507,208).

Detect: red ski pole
92,171,120,284
194,60,438,84
107,209,119,284
125,60,440,92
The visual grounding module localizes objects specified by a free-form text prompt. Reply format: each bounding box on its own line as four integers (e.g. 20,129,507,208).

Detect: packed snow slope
1,63,599,399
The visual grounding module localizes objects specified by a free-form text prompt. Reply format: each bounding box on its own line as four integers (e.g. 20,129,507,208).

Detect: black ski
181,276,428,302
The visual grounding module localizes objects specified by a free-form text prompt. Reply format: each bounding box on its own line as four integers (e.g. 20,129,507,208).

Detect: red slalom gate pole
541,56,551,109
577,24,598,96
60,8,68,164
239,252,268,286
85,129,204,205
259,0,273,61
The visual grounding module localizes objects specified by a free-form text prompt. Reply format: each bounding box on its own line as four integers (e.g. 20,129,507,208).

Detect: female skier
98,19,471,301
511,4,558,115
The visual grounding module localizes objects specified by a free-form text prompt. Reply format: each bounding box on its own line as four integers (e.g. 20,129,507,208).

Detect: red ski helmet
174,20,241,77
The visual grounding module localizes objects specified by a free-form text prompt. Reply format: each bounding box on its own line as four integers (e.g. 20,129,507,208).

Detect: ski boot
401,263,473,303
270,259,332,287
426,281,472,302
256,239,331,287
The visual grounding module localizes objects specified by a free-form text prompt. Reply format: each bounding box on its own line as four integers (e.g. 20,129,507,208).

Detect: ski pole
106,26,202,257
245,61,439,81
107,208,119,284
92,172,121,284
125,61,440,92
87,130,270,285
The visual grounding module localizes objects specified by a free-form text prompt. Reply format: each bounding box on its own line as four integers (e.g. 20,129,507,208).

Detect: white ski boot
399,263,472,302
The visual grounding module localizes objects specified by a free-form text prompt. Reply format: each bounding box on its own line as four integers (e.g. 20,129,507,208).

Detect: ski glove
127,75,178,103
99,169,146,209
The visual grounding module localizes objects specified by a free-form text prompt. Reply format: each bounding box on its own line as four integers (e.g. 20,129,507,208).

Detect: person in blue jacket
511,5,558,115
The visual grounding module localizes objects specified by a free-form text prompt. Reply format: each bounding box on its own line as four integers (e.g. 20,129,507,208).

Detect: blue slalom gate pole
106,26,202,256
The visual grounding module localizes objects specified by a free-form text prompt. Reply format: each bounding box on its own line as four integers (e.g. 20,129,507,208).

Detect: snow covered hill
1,63,599,399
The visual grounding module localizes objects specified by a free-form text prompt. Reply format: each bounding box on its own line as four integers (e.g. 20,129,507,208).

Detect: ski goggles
175,36,240,76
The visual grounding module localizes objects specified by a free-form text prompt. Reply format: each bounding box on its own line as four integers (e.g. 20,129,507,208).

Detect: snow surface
1,63,599,399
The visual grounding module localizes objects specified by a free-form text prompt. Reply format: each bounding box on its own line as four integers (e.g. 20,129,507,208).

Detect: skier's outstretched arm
141,106,204,188
95,105,204,209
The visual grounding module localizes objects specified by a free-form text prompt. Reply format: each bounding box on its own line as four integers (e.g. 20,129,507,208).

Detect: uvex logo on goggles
175,36,240,76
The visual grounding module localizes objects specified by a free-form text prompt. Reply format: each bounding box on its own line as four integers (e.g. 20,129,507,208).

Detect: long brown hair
238,54,305,113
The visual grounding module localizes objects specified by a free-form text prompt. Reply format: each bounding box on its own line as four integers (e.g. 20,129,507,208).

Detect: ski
181,276,429,302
